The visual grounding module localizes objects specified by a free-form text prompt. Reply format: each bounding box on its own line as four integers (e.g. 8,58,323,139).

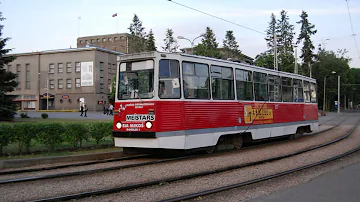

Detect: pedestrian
105,103,109,115
103,104,106,115
109,103,113,115
80,105,84,117
84,105,88,117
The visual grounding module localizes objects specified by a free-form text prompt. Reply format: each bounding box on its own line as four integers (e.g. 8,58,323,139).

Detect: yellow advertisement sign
244,104,273,124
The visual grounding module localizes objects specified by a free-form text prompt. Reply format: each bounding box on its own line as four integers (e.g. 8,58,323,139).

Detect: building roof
77,33,131,39
6,46,124,57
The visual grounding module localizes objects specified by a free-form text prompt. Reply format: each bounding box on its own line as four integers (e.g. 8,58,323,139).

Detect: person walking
109,103,113,115
103,104,106,115
84,105,88,117
80,105,84,117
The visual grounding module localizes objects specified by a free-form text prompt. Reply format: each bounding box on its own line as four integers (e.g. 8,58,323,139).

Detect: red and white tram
113,51,318,153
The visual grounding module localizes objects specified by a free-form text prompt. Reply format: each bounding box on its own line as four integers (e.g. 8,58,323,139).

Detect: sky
2,0,360,68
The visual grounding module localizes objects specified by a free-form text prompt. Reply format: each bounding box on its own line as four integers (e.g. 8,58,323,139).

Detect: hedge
0,122,113,155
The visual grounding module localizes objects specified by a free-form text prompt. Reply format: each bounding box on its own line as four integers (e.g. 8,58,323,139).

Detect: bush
63,123,89,148
12,123,40,154
0,124,15,155
37,123,65,152
41,113,49,119
90,122,113,146
20,112,30,118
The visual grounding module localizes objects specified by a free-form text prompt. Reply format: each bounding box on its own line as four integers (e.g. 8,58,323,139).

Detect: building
5,47,122,111
77,33,130,53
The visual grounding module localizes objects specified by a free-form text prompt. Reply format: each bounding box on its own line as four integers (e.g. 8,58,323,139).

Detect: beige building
77,33,130,53
6,47,122,111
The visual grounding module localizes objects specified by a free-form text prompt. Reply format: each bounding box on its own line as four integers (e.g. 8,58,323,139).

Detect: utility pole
309,63,312,78
274,33,278,70
323,76,326,111
338,76,340,114
294,46,298,74
46,77,49,111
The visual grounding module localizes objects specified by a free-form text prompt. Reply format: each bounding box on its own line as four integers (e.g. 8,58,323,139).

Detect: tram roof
118,51,316,83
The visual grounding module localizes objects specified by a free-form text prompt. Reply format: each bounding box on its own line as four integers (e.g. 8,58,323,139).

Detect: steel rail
28,118,357,202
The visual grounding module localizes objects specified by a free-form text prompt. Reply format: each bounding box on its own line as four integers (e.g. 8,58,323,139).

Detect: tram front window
118,60,154,100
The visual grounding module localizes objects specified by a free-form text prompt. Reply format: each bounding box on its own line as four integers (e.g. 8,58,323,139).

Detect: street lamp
323,71,336,112
177,34,205,54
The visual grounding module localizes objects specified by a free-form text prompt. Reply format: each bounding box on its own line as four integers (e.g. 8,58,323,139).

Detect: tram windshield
118,60,154,100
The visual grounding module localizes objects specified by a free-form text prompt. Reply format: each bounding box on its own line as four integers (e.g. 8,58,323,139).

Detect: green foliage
194,27,222,59
90,122,113,146
64,123,89,148
222,30,241,60
20,112,30,118
276,10,295,71
0,12,18,121
37,123,65,152
146,29,157,51
0,124,14,155
12,123,39,154
297,10,317,76
162,28,179,52
254,52,274,69
41,113,48,119
128,14,147,53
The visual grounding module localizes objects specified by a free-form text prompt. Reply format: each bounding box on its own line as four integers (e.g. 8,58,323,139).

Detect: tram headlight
145,121,153,129
116,122,122,129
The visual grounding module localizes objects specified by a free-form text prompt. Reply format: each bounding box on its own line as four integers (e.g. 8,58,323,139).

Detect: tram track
24,117,358,202
0,117,347,185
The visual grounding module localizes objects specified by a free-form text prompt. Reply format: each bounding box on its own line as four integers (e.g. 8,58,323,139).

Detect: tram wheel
233,135,243,149
204,146,216,154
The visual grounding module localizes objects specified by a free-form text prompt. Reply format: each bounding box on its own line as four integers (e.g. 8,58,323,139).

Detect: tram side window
282,77,293,102
310,82,317,103
182,62,210,99
253,72,268,101
268,75,281,102
303,81,311,103
235,69,253,100
293,79,304,102
159,59,180,98
211,65,234,100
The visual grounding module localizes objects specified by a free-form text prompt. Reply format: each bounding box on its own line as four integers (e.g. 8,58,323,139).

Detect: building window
24,101,35,109
67,79,72,89
80,40,84,44
75,62,81,72
100,62,104,78
91,39,95,43
85,40,89,44
25,64,30,89
16,64,21,89
7,64,11,72
58,63,63,73
66,62,72,73
97,39,100,42
49,64,55,73
23,95,36,100
102,38,106,42
114,37,118,41
112,64,116,74
49,79,55,89
108,78,111,85
211,65,234,100
108,38,112,41
120,36,124,40
58,79,63,89
76,78,81,87
108,63,111,74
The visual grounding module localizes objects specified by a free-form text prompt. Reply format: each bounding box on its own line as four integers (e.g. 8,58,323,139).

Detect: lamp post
338,76,340,114
323,71,336,112
177,34,205,54
45,76,49,110
294,45,298,74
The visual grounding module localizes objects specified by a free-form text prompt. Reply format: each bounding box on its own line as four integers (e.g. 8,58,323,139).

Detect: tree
222,30,242,60
193,27,222,59
254,52,274,69
297,10,317,76
162,28,179,52
265,13,276,50
0,12,18,121
276,10,295,72
128,14,147,53
146,29,157,51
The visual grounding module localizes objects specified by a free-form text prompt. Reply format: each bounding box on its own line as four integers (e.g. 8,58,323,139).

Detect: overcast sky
2,0,360,68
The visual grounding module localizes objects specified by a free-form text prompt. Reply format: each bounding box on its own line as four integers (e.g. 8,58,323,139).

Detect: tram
112,51,318,153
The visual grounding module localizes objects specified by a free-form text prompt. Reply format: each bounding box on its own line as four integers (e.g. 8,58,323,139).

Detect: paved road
252,160,360,202
15,111,114,120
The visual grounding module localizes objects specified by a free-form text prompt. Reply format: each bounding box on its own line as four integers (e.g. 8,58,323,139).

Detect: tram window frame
268,75,281,102
158,59,181,99
293,79,304,102
281,77,293,102
253,71,268,101
303,81,311,103
182,61,210,99
310,82,317,103
235,69,253,101
211,65,234,100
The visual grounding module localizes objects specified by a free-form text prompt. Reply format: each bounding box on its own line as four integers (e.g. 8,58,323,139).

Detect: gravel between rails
78,117,360,202
0,116,355,202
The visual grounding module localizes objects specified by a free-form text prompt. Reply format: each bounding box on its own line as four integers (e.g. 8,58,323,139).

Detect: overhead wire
345,0,360,58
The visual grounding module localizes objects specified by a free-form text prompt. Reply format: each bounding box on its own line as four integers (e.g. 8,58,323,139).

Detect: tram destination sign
126,114,155,121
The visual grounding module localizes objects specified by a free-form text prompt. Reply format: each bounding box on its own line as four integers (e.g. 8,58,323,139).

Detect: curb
0,150,123,169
